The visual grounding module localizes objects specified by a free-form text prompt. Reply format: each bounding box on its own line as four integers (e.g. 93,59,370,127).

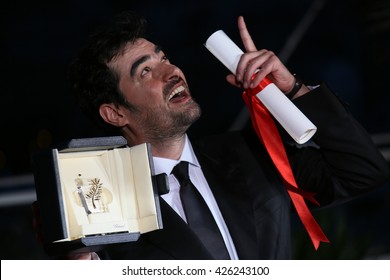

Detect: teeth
168,85,185,101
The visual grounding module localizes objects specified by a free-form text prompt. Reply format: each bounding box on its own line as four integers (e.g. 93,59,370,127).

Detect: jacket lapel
193,140,259,259
142,198,214,259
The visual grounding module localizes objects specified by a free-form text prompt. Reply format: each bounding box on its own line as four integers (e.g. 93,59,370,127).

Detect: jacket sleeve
285,83,389,206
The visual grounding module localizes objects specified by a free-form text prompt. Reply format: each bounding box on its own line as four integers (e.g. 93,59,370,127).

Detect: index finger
238,16,257,52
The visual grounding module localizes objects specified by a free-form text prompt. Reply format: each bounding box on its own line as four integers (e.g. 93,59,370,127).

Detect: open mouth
168,85,187,102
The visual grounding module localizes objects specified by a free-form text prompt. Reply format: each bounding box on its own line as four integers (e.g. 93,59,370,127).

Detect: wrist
285,74,303,99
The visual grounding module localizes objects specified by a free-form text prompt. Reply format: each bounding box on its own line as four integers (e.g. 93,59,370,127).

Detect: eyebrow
130,45,162,77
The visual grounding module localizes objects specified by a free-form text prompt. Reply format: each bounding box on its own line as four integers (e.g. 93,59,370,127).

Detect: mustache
163,77,183,97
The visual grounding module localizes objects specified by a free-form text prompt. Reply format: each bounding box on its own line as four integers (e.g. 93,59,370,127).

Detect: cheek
120,78,165,106
128,90,164,110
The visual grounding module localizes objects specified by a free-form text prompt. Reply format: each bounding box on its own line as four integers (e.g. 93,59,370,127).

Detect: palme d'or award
33,136,168,256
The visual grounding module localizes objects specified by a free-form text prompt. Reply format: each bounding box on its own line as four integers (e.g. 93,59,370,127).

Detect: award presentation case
33,136,168,256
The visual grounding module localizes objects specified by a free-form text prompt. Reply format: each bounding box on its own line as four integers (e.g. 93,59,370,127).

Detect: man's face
108,38,201,143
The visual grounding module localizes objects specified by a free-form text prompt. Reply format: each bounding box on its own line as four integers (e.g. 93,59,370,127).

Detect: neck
122,127,186,160
150,135,186,160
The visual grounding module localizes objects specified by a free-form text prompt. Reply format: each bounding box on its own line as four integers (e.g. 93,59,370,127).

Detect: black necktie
172,161,230,259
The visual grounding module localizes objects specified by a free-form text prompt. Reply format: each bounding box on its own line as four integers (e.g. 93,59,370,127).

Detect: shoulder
191,128,260,153
191,127,270,167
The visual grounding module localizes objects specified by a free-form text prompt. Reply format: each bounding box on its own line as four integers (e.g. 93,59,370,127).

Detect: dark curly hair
68,11,148,133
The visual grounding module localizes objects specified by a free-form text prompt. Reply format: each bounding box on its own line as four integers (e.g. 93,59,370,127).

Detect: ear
99,104,128,127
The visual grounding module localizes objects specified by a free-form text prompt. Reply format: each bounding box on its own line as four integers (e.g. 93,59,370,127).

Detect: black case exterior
32,136,166,256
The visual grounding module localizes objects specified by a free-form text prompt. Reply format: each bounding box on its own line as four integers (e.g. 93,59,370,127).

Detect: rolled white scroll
205,30,317,144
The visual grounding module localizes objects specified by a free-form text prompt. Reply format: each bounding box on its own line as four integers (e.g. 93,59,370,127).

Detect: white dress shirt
153,134,239,259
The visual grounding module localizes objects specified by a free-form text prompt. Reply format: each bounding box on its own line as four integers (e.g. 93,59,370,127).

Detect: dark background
1,0,389,259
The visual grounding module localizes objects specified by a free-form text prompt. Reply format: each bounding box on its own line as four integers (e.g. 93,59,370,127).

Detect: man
65,11,388,259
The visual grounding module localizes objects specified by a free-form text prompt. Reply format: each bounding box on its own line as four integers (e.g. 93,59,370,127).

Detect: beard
130,98,201,142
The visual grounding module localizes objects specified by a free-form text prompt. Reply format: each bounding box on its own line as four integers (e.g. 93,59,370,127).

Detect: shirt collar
152,134,200,175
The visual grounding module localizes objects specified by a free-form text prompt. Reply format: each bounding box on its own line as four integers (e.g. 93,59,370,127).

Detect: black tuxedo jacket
101,84,389,260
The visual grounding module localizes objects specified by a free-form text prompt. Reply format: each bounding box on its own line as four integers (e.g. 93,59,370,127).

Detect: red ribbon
243,77,329,250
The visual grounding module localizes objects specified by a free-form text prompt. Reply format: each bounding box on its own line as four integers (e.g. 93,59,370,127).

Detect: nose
154,63,182,82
